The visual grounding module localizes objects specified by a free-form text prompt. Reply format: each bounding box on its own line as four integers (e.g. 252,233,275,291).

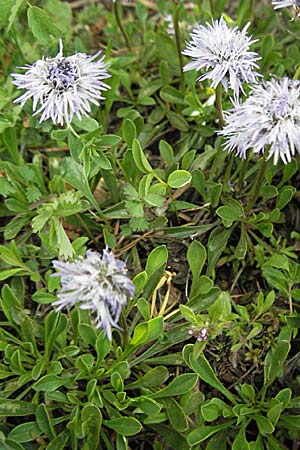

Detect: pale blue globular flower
272,0,300,9
219,77,300,165
11,40,110,125
182,17,260,98
52,249,135,341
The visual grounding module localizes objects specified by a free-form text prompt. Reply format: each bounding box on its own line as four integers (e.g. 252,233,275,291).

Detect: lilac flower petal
52,249,135,341
182,17,261,98
11,42,110,125
218,77,300,165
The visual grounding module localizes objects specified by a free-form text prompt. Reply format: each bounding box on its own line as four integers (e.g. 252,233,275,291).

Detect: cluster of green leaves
0,0,300,448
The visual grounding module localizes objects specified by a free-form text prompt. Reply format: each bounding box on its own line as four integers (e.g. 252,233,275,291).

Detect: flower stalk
246,158,268,213
172,0,184,89
216,83,225,127
113,0,132,51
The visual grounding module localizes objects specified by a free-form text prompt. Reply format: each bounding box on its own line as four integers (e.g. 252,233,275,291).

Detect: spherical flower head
182,17,260,98
11,40,110,125
272,1,300,9
52,248,135,341
219,77,300,165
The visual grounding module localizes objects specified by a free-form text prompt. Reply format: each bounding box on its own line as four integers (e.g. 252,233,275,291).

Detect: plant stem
119,310,130,346
67,123,81,139
245,158,268,213
173,0,184,89
215,83,225,127
248,0,254,22
237,153,251,192
223,152,235,189
113,0,132,51
209,0,215,17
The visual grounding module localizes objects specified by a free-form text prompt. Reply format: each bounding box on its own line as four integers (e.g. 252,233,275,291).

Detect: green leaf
145,245,168,278
82,404,102,450
150,373,198,398
0,399,36,416
67,132,82,161
2,127,22,165
209,291,232,322
27,6,61,42
53,218,74,259
103,417,142,436
276,186,296,210
217,206,243,222
47,432,69,450
0,268,25,280
162,397,188,432
235,228,247,260
131,397,161,416
0,284,22,324
205,431,227,450
8,0,24,31
79,323,97,346
275,388,291,410
207,227,233,278
278,415,300,430
159,140,174,166
132,139,152,173
183,345,236,404
126,366,168,389
122,119,137,148
96,134,121,147
232,426,250,450
267,401,283,427
44,0,71,37
72,116,99,131
167,111,189,131
201,400,223,422
168,170,191,189
0,0,14,28
187,240,206,293
8,422,42,443
96,332,111,367
94,150,112,173
156,33,179,74
262,266,289,297
160,86,185,105
36,404,56,440
33,374,70,392
44,311,68,358
132,271,148,297
130,317,164,346
264,339,290,386
60,158,102,215
254,415,274,435
188,421,235,445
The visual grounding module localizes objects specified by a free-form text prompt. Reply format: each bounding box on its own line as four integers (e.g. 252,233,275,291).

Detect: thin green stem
209,0,215,17
173,0,184,89
215,83,225,127
119,310,130,347
245,158,268,213
67,123,81,140
248,0,254,22
113,1,132,51
152,171,168,187
237,152,251,192
223,152,235,188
